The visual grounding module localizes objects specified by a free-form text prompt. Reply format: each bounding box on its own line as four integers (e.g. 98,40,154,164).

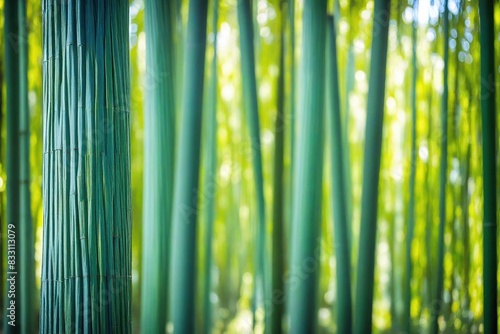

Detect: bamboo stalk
478,1,497,332
40,0,132,331
353,0,391,332
404,1,418,332
430,1,449,332
236,0,269,330
18,0,36,332
202,0,219,332
140,0,176,332
0,42,3,334
169,0,208,331
326,15,352,334
3,0,21,332
288,0,327,331
271,3,286,332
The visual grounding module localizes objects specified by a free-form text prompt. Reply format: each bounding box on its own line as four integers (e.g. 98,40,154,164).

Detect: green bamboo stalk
404,1,418,332
271,4,286,332
40,0,132,332
430,1,449,332
202,0,219,332
236,0,269,330
288,0,327,332
326,15,352,334
289,0,295,175
342,3,355,250
0,38,3,334
424,54,435,313
18,1,36,332
461,142,471,332
478,1,497,332
3,0,21,332
353,0,391,332
169,0,208,331
287,0,296,258
140,0,176,332
173,0,184,132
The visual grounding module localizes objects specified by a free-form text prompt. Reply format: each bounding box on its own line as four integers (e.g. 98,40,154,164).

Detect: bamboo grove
0,0,498,333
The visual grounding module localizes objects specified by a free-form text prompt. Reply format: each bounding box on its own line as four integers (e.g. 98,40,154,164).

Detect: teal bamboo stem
289,0,295,182
461,143,471,332
404,1,418,332
287,0,296,259
18,0,36,332
343,4,355,249
174,0,185,131
353,0,391,332
140,0,176,332
4,0,21,332
479,1,497,332
424,64,434,311
40,0,132,332
0,42,3,334
169,0,208,332
271,4,286,332
237,0,269,330
326,15,352,334
202,0,219,332
430,1,448,332
288,0,327,331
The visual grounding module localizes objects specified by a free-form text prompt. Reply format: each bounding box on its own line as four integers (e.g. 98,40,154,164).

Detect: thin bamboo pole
236,0,269,330
271,3,286,332
140,0,176,332
478,1,497,332
202,0,219,332
430,1,449,332
404,1,418,331
353,0,391,332
18,0,36,332
288,0,327,331
3,0,21,332
326,15,352,334
169,0,208,332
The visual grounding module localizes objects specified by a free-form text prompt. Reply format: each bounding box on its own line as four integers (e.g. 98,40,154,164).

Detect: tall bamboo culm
202,0,219,332
140,0,176,332
4,0,36,332
4,1,21,333
430,1,449,332
404,0,418,332
237,0,269,329
19,0,36,332
288,0,327,332
353,0,391,332
271,2,286,332
478,1,497,333
326,15,352,334
40,0,132,332
169,0,208,332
